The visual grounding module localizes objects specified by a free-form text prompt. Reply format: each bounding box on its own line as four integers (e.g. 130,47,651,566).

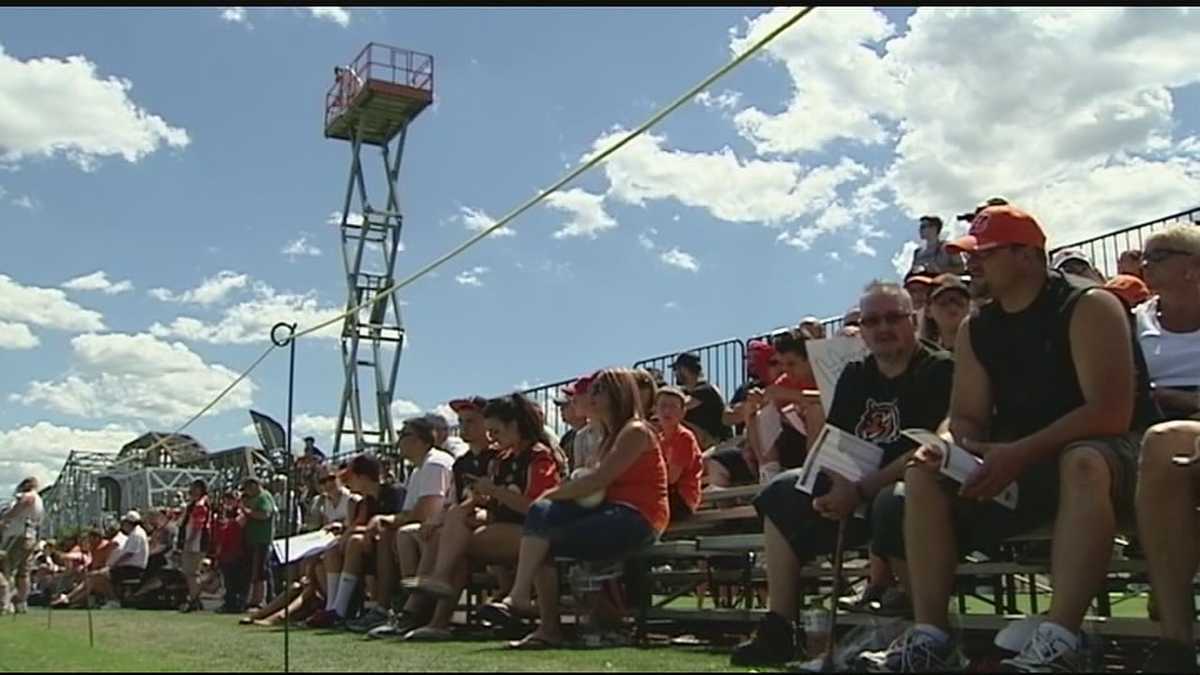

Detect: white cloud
457,205,514,237
15,333,255,425
219,7,247,23
638,232,656,250
328,211,364,226
0,46,189,170
149,270,248,306
11,194,33,209
309,7,351,27
852,238,877,257
0,274,105,332
891,241,922,277
664,301,680,311
545,188,618,239
390,398,422,420
150,281,344,344
695,89,743,111
730,8,900,156
0,422,133,495
659,247,700,272
62,270,133,295
593,128,868,228
0,321,37,350
282,235,322,259
815,272,827,285
828,252,841,262
455,266,488,287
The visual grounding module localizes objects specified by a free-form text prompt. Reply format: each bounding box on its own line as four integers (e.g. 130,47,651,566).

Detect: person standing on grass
240,478,276,609
178,480,211,613
0,476,44,614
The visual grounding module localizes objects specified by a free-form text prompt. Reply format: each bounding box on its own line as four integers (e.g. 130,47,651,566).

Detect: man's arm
948,320,993,447
1010,290,1136,462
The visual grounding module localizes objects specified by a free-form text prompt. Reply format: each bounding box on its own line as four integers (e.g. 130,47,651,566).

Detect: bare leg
904,465,958,631
527,563,564,644
505,535,553,610
1137,422,1200,643
375,528,397,610
763,516,803,622
1046,445,1117,633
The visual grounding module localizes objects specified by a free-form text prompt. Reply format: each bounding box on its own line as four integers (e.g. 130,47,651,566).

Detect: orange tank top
605,429,670,534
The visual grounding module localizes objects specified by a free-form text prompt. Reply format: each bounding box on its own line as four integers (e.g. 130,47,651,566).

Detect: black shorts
754,469,873,563
871,433,1142,560
709,445,757,485
110,565,144,586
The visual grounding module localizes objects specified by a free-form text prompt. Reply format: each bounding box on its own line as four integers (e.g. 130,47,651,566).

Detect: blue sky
3,7,1200,494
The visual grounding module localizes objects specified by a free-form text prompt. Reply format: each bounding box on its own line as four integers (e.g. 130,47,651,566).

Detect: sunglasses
860,311,914,328
1143,248,1195,264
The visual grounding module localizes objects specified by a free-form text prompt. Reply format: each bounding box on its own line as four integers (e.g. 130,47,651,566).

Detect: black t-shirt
685,381,732,443
363,483,404,519
452,448,495,504
826,342,955,466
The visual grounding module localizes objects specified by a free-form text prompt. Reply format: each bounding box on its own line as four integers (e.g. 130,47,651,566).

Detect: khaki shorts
1,536,36,581
181,551,205,580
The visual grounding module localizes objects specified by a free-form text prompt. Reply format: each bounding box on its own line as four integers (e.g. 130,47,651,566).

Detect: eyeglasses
860,312,914,328
1143,248,1196,264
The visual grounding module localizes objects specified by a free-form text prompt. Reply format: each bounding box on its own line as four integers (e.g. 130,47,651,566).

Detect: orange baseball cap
1104,274,1151,307
945,205,1046,254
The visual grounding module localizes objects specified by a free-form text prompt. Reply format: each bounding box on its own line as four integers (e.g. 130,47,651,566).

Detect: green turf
0,609,754,673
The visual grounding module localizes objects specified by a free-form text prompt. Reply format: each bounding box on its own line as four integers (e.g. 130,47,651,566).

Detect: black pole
271,322,298,675
821,518,848,672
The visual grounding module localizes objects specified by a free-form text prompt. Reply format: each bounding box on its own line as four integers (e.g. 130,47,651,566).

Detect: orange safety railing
324,42,435,129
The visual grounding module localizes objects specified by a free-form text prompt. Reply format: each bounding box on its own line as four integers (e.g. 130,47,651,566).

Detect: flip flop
507,634,562,651
238,616,256,625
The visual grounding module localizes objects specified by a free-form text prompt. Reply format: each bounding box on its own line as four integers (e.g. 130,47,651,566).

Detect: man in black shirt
732,281,953,667
672,352,732,449
863,205,1159,672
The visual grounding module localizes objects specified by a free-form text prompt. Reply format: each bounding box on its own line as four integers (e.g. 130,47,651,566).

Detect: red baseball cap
448,396,487,413
946,205,1046,254
1104,274,1151,308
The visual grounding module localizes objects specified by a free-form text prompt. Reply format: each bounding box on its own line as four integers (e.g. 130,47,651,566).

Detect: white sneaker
1000,622,1089,673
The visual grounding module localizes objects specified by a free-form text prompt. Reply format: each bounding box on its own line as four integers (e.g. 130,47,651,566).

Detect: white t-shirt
115,525,149,570
444,437,470,459
401,449,455,512
572,423,604,470
1136,298,1200,388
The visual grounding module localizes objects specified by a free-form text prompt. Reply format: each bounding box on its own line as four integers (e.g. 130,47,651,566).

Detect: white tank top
1136,298,1200,388
321,487,352,525
3,491,44,539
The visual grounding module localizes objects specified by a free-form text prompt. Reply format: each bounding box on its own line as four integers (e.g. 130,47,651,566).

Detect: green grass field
0,609,752,673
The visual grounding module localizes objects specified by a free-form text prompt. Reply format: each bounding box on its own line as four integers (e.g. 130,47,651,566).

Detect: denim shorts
523,500,657,562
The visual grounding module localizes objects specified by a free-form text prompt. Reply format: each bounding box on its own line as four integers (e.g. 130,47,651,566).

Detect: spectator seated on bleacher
1134,227,1200,422
798,316,827,340
398,393,564,641
53,511,149,609
1135,421,1200,671
921,274,971,353
565,374,604,472
751,329,824,482
732,281,953,667
479,368,669,651
1051,248,1107,285
552,389,587,471
654,387,703,523
672,354,732,452
840,307,862,337
1118,248,1144,279
707,340,781,487
861,204,1161,672
125,508,179,606
306,453,404,629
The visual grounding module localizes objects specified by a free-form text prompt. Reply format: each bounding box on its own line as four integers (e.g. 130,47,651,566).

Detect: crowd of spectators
5,201,1199,672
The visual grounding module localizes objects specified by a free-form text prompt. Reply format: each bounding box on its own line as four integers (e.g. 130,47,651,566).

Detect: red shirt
211,518,244,563
606,430,670,534
659,425,702,513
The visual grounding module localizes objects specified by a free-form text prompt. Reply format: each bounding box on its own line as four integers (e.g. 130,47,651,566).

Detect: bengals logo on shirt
855,398,900,445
